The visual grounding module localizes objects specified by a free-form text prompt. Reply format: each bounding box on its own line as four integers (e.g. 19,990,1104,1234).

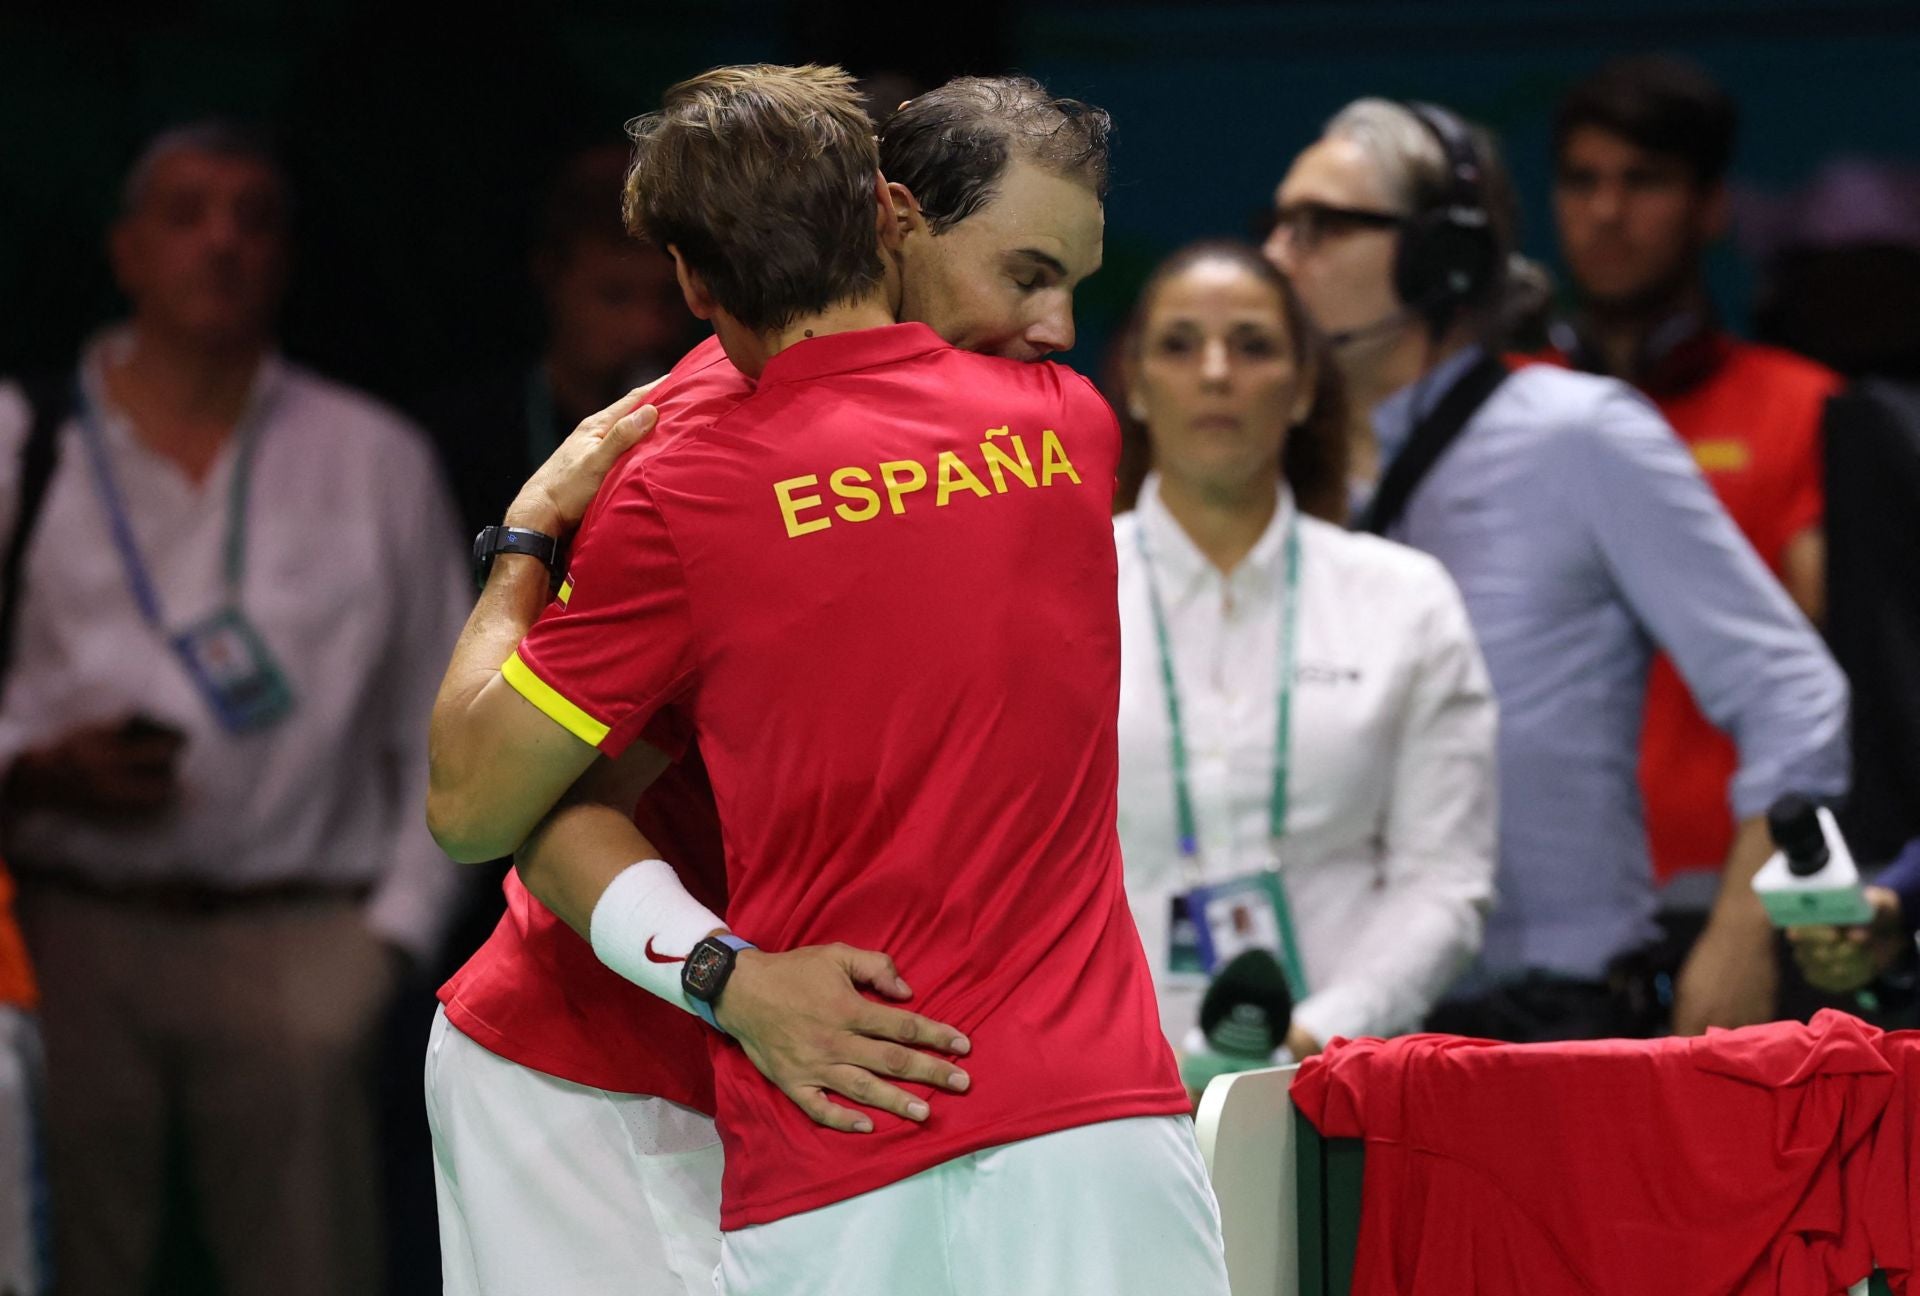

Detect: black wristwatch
472,525,560,586
682,934,756,1032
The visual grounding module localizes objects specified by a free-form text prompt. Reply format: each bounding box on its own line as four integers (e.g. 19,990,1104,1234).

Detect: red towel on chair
1293,1011,1897,1294
1866,1029,1920,1294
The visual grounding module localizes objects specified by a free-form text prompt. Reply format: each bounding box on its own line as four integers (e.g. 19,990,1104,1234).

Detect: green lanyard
1136,505,1310,995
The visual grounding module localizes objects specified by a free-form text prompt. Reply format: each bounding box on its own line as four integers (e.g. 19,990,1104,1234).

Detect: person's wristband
588,859,726,1018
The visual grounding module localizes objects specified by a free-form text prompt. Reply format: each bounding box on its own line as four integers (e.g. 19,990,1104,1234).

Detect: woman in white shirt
1112,240,1497,1072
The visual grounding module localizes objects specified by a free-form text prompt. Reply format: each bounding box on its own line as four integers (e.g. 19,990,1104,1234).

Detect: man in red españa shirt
424,74,1146,1296
427,64,1227,1296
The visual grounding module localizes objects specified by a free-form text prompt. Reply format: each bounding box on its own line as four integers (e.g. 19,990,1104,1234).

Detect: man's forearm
1707,815,1776,931
516,780,681,941
1673,815,1780,1034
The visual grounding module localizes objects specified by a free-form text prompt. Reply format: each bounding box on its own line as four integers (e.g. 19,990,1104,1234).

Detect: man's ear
873,173,905,253
668,246,715,321
886,180,932,243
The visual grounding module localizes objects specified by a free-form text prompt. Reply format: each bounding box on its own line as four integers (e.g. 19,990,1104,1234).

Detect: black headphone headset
1391,101,1500,330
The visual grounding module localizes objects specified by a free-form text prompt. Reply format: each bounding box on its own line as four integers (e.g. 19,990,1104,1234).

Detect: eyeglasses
1266,201,1405,252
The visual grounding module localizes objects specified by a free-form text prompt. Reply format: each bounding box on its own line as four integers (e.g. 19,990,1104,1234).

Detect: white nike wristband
588,859,726,1017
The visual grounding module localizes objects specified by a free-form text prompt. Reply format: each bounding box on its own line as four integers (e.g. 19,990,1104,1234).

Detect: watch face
684,941,732,1000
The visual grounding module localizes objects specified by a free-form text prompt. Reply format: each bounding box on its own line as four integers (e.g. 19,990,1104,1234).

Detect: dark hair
1112,240,1349,524
122,119,286,216
538,143,634,261
623,64,885,333
1553,55,1737,186
877,75,1112,233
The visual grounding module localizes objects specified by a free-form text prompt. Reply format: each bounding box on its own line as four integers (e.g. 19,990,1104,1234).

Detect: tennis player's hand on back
717,944,973,1134
506,382,664,539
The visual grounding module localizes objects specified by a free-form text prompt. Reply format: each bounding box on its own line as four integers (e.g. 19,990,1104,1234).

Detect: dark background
7,2,1920,1291
6,0,1920,394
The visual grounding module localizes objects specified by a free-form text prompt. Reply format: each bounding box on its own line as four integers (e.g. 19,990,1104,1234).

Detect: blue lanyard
72,380,267,631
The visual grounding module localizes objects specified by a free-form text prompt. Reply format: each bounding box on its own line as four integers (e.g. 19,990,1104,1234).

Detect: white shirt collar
78,324,287,456
1136,471,1296,609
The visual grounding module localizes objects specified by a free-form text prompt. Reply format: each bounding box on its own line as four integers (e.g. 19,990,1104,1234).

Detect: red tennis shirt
505,322,1186,1229
437,336,745,1110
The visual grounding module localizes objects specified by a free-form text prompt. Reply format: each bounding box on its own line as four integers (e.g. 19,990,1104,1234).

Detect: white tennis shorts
425,1006,722,1296
720,1113,1230,1296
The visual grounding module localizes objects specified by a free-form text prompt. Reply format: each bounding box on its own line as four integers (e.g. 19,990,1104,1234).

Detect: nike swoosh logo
643,938,685,965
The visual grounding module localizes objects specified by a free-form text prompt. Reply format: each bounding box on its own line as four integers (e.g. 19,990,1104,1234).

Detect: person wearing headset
1266,99,1848,1041
1111,240,1497,1077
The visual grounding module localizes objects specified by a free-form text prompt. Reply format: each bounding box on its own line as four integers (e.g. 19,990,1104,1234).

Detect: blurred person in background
0,122,468,1296
1109,240,1495,1084
1544,57,1841,950
422,142,703,539
0,857,46,1296
1267,98,1848,1041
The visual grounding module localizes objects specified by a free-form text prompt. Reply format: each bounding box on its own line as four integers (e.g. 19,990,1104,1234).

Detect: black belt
16,869,370,915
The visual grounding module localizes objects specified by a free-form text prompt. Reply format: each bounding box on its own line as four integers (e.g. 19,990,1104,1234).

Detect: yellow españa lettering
879,460,927,514
1039,429,1081,485
936,451,991,506
831,466,880,522
981,426,1036,493
775,424,1084,538
773,475,830,538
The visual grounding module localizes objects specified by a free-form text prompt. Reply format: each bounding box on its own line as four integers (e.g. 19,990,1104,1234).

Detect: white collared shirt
1115,474,1498,1048
0,329,471,960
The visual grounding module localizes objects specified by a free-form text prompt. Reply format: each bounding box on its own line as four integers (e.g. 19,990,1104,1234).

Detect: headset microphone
1326,306,1416,350
1325,284,1455,349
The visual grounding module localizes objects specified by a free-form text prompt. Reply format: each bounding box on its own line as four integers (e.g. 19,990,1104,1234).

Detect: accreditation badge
1167,893,1206,976
170,606,296,734
1184,871,1290,976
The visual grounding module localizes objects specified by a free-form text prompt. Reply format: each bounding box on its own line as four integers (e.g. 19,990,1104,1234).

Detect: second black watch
472,525,559,585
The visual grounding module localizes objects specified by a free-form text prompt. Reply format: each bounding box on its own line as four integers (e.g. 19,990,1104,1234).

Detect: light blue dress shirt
1370,348,1850,985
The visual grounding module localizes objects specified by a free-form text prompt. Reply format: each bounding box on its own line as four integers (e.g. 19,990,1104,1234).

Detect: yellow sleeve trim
501,651,611,747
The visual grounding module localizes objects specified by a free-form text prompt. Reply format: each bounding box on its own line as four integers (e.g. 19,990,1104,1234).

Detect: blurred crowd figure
0,47,1916,1296
415,142,705,540
0,125,467,1295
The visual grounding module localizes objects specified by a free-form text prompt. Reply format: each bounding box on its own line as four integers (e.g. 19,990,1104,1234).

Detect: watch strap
473,524,559,577
688,934,756,1034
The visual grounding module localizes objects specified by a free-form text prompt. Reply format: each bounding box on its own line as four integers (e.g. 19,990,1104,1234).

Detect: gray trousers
16,886,395,1296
